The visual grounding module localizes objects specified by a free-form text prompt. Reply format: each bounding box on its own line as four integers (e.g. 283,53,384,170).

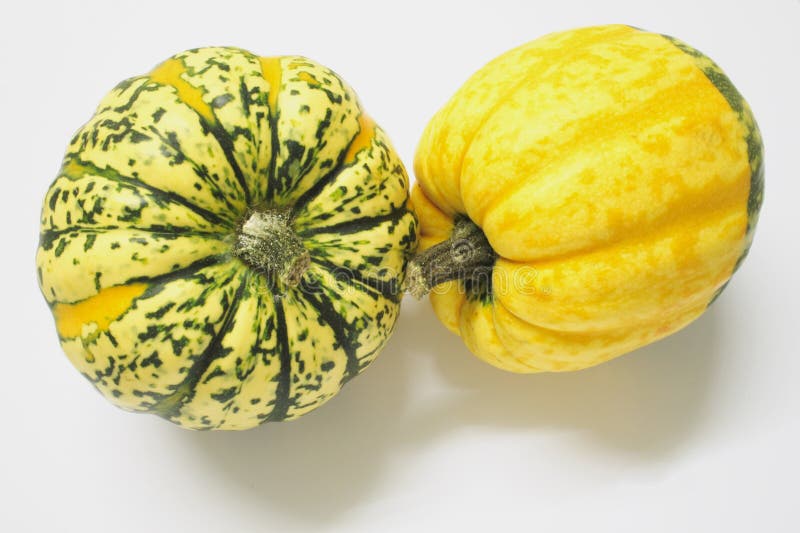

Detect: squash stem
404,217,496,299
232,208,309,288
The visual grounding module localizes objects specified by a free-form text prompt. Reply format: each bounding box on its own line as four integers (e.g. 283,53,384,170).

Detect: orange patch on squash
53,283,148,339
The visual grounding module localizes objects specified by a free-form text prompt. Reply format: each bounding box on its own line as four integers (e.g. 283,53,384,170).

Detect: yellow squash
407,25,763,372
37,48,417,429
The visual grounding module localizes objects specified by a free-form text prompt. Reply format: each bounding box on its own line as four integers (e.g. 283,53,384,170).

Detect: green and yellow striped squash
37,47,417,430
408,25,763,372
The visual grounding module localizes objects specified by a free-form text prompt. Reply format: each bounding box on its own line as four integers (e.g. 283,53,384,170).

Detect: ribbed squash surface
37,48,417,428
413,25,763,372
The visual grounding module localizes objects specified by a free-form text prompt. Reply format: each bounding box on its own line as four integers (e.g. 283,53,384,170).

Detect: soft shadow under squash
179,298,719,525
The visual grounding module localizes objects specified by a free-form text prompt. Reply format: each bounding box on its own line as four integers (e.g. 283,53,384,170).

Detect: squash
37,47,417,429
407,25,763,372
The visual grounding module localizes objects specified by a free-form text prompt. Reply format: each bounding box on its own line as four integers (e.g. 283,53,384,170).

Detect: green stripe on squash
663,34,764,304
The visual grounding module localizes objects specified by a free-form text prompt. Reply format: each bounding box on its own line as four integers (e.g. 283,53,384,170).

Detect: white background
2,1,799,531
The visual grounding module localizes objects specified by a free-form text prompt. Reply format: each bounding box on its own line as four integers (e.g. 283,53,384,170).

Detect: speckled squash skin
37,48,417,429
413,25,763,372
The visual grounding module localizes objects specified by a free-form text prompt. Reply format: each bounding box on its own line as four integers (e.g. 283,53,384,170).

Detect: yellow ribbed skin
37,48,417,429
413,25,763,372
